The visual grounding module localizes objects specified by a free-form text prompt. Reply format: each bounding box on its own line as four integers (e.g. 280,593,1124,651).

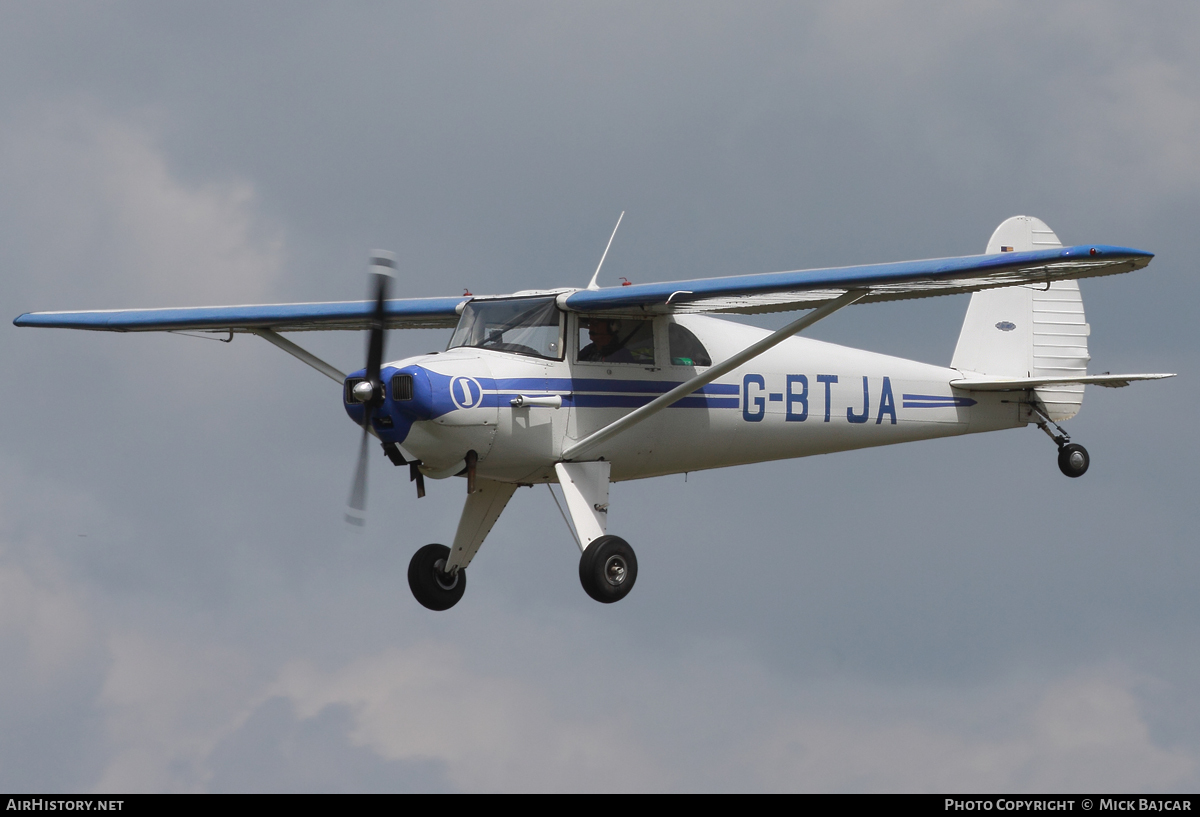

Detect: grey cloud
0,0,1197,792
206,697,454,793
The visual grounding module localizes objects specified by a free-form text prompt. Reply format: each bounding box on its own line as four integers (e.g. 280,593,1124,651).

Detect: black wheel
1058,443,1090,478
408,544,466,611
579,535,638,604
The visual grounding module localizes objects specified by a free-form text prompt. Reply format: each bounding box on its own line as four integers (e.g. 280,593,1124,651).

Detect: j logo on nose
450,376,483,409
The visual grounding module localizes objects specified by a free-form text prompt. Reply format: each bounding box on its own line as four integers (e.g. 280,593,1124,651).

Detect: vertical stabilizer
952,216,1089,421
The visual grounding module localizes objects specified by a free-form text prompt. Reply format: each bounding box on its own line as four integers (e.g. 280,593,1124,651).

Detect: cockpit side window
447,297,564,360
577,317,655,365
668,322,711,366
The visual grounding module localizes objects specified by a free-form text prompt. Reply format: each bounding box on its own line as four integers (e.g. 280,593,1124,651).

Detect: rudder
951,216,1090,421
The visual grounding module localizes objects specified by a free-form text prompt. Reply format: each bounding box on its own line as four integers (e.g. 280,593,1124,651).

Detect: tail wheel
1058,443,1090,478
408,544,466,611
579,535,638,604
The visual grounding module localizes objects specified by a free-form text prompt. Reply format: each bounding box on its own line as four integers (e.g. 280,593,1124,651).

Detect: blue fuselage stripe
564,394,740,409
491,377,739,395
902,393,977,408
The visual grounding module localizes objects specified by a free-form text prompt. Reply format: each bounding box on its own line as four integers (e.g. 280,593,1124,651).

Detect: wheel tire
408,544,466,611
1058,443,1090,478
579,535,638,604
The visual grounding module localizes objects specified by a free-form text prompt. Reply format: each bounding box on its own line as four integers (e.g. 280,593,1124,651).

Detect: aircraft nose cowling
342,363,434,445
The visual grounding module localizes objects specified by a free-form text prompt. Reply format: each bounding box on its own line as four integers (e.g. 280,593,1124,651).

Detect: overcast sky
2,1,1198,793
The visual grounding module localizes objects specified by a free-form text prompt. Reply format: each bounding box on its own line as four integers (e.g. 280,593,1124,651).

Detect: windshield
447,297,564,360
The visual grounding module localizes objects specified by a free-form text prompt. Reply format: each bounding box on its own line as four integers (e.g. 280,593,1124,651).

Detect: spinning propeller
345,251,395,526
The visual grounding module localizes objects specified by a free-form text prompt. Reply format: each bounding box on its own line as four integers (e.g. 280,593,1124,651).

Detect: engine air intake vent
344,377,367,404
391,374,414,401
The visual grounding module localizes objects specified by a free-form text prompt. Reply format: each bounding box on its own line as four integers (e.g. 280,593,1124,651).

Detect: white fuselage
393,313,1024,485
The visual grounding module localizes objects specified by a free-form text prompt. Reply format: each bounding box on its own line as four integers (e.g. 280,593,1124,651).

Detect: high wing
564,244,1152,315
13,243,1152,332
13,296,467,332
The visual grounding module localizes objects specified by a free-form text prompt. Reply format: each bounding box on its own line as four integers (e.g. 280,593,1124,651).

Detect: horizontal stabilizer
951,373,1175,391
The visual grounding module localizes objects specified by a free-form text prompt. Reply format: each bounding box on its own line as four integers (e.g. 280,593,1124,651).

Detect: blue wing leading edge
13,295,468,332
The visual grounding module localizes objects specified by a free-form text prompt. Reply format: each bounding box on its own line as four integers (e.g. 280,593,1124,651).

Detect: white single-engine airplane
15,216,1174,610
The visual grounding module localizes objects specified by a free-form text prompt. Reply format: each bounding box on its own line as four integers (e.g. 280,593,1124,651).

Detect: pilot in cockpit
579,318,657,364
579,319,633,362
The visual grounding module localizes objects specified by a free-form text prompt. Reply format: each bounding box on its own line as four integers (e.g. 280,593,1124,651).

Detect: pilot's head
585,319,617,348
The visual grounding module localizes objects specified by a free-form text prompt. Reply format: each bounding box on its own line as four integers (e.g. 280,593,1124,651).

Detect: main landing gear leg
407,478,518,611
554,461,638,604
1030,403,1090,479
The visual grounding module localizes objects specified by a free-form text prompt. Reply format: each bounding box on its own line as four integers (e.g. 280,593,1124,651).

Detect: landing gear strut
408,543,466,610
579,535,638,603
1031,403,1090,479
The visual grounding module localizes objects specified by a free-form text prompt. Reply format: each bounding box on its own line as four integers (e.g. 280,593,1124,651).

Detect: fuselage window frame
447,296,566,361
573,313,658,367
666,320,712,368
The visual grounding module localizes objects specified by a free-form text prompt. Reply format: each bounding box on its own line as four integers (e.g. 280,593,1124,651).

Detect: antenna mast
586,211,625,291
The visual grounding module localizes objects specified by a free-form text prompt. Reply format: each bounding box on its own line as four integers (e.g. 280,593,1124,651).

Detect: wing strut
561,289,867,461
252,328,347,384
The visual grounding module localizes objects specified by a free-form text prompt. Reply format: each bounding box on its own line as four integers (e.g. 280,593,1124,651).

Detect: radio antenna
586,211,624,291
